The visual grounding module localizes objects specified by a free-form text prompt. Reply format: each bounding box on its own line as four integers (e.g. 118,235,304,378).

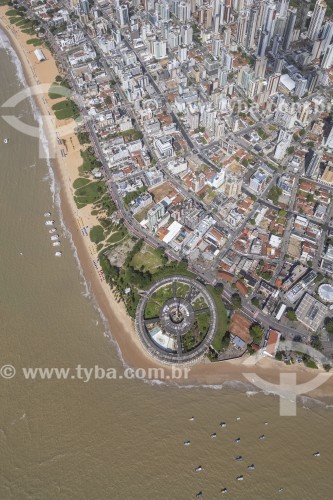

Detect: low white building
34,49,46,62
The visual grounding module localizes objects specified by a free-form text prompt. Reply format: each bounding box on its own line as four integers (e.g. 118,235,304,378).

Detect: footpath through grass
74,180,106,209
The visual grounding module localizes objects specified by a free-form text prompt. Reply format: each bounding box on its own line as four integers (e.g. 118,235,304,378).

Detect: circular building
135,276,217,364
318,283,333,303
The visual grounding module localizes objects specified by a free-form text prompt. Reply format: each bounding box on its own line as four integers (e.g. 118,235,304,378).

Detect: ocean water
0,29,333,500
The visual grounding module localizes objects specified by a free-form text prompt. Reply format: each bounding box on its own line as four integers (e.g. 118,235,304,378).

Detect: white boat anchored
195,466,202,472
51,235,60,241
45,220,55,226
236,475,244,481
248,464,255,470
220,422,227,428
183,440,191,446
313,452,320,457
44,212,51,217
55,252,62,257
235,438,240,443
3,138,8,144
49,228,57,233
210,433,217,438
221,488,228,494
52,241,61,247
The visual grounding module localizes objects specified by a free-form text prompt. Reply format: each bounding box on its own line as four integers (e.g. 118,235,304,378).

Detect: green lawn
144,300,161,319
150,284,174,305
175,283,190,298
151,262,197,283
9,16,23,24
52,99,80,120
131,247,164,274
182,331,197,352
196,312,210,336
192,296,207,310
73,177,91,189
79,148,102,174
6,9,19,16
48,83,70,100
107,230,127,244
74,181,106,208
22,28,35,35
207,286,228,352
16,19,29,27
89,225,104,244
26,38,43,46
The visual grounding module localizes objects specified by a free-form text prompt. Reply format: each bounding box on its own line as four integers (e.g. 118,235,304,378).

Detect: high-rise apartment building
308,0,327,41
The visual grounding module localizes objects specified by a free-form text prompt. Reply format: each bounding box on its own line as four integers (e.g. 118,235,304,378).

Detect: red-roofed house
263,329,281,358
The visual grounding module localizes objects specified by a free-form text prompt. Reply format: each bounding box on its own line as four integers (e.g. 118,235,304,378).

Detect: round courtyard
135,275,218,364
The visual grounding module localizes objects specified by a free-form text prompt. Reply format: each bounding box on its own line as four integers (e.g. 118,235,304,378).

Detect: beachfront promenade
135,276,217,365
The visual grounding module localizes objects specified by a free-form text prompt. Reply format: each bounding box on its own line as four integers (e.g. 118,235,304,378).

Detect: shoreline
1,10,333,400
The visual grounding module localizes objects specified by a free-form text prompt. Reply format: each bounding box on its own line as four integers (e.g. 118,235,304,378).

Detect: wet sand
1,8,333,399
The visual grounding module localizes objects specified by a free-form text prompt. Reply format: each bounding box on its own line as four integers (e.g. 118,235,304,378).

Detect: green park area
192,295,208,311
89,225,104,245
26,38,43,46
48,80,70,100
196,312,210,336
79,149,102,174
73,179,106,209
52,99,80,120
150,284,174,306
176,282,190,298
182,313,211,352
207,285,228,352
131,245,165,274
106,226,127,245
144,299,161,320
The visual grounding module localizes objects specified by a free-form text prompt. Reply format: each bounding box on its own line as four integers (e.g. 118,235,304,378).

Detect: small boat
44,212,51,217
51,235,60,241
55,252,62,257
236,475,244,481
313,452,320,457
278,488,284,493
220,422,227,428
184,440,191,446
259,435,266,440
53,241,61,247
49,228,57,233
3,138,8,144
195,466,202,472
236,417,240,421
248,464,255,470
264,422,268,425
196,492,203,498
235,456,243,462
189,417,195,421
45,220,55,226
235,437,240,443
210,433,217,438
221,488,228,494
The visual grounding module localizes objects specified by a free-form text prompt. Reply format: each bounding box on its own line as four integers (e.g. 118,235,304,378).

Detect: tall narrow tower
308,0,327,41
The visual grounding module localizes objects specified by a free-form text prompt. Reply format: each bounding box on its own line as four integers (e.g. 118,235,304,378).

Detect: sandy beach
1,7,333,399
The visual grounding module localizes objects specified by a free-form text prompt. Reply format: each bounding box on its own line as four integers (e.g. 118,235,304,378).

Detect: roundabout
135,276,218,364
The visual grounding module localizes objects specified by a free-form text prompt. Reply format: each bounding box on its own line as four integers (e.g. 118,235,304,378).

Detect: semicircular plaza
135,275,217,364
